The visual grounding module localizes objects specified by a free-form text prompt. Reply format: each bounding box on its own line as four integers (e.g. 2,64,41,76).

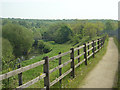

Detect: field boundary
0,36,106,89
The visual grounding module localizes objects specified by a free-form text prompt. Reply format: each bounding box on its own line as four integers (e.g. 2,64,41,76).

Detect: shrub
38,40,45,49
43,44,52,53
2,38,14,70
37,40,52,54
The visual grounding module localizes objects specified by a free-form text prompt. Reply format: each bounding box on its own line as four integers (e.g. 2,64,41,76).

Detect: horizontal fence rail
0,36,106,89
0,60,45,81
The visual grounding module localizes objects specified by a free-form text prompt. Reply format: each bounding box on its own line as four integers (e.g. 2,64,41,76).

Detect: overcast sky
0,0,119,20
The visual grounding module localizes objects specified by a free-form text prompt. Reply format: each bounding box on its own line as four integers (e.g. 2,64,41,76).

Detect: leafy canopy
2,23,34,57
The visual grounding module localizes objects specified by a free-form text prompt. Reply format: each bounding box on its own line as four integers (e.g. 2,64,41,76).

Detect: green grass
113,37,120,89
7,41,76,88
57,37,109,88
3,36,106,88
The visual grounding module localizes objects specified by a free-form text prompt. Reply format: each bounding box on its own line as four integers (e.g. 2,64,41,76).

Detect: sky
0,0,119,20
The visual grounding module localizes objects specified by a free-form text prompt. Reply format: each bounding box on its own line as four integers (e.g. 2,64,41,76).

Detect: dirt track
80,37,118,88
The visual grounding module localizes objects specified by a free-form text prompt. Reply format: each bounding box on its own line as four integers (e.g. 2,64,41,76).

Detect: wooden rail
0,36,106,89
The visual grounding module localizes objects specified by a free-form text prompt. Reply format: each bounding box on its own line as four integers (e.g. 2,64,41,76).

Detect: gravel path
80,37,118,88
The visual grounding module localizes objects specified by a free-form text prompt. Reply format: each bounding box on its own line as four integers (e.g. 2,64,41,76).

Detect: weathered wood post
88,42,90,56
97,39,100,50
17,58,22,86
103,37,105,45
102,38,104,47
103,36,105,45
59,52,62,85
83,43,87,65
100,38,102,48
43,56,50,89
92,40,95,58
94,41,96,51
77,45,80,63
70,48,75,78
101,38,103,47
102,37,104,46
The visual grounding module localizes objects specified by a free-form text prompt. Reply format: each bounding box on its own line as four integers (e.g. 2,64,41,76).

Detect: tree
2,23,33,57
95,22,105,36
33,29,42,41
105,21,118,32
71,23,85,37
37,40,51,53
2,38,14,70
54,25,73,43
104,21,118,36
83,23,97,38
18,21,29,28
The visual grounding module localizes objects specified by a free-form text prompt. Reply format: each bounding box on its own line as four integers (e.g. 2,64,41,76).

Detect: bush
43,44,52,53
37,40,51,53
69,34,82,46
54,25,73,44
48,41,55,44
38,40,45,48
2,38,15,70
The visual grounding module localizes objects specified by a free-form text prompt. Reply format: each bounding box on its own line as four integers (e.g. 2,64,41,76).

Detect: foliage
37,40,52,54
103,21,118,36
1,18,118,88
71,22,85,36
54,25,73,43
2,23,33,57
69,34,82,45
83,23,97,38
2,38,15,70
43,44,51,53
105,21,118,31
42,23,73,43
33,29,42,41
113,37,120,88
95,22,105,36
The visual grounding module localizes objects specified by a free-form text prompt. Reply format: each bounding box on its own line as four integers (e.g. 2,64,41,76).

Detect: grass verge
57,37,109,88
113,37,120,89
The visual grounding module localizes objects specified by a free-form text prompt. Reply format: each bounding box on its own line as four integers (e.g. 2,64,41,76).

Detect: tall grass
113,37,120,89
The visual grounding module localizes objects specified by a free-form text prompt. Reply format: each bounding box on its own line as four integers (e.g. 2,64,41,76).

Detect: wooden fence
0,36,106,89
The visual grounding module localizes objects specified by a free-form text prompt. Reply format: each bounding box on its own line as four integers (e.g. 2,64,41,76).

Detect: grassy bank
113,37,120,89
58,37,109,88
3,36,105,88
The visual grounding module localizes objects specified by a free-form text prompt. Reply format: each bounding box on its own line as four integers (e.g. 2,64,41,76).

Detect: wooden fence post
102,38,104,47
88,42,90,56
43,56,50,89
83,43,87,65
59,52,62,85
97,39,100,50
101,38,102,47
78,45,80,64
92,40,95,58
70,48,75,78
103,37,105,45
94,41,96,51
17,58,22,86
102,37,104,46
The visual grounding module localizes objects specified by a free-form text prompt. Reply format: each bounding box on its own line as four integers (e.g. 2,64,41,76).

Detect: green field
2,18,117,88
3,36,107,88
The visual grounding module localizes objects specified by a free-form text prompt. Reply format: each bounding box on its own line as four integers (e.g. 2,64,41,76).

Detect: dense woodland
0,18,118,88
